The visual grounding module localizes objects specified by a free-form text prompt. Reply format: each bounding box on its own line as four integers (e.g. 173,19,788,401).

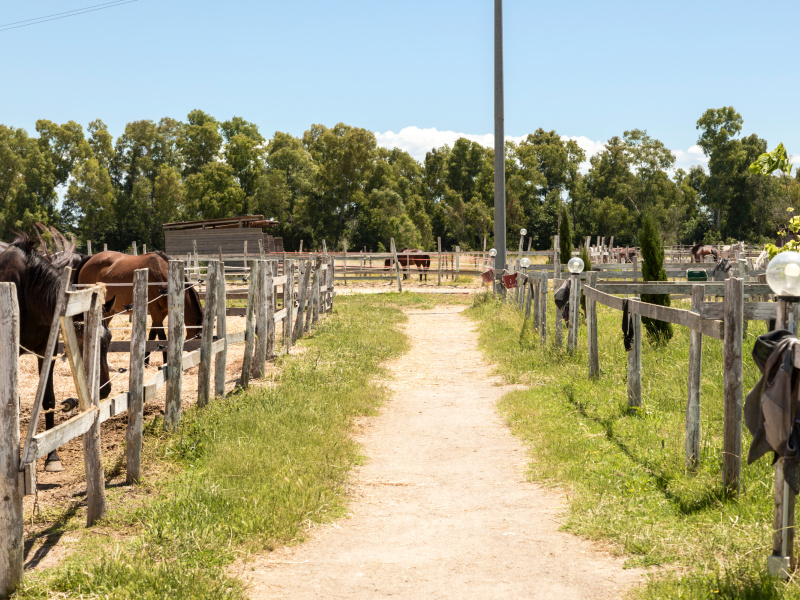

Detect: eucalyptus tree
302,123,377,247
0,125,59,238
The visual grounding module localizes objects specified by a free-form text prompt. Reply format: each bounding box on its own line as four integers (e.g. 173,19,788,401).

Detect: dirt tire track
244,305,643,599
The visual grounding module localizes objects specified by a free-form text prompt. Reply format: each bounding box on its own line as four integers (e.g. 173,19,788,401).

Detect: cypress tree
559,205,572,265
639,213,673,343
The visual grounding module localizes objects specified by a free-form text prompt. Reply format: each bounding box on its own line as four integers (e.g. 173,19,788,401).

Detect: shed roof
162,215,279,231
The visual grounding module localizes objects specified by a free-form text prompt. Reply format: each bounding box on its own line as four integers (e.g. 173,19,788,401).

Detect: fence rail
0,255,335,596
503,268,800,579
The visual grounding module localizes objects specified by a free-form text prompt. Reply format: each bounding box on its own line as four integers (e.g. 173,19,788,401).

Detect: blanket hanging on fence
744,330,800,493
553,279,571,322
622,300,634,352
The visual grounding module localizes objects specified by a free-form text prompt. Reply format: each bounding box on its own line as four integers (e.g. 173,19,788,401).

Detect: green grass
15,294,421,599
467,292,800,598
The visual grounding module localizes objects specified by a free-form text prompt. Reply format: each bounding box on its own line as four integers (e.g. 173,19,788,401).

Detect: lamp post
567,257,584,353
766,251,800,578
493,0,506,293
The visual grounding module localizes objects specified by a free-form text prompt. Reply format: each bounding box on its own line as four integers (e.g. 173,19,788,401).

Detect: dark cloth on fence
622,299,634,352
744,330,800,493
553,279,570,321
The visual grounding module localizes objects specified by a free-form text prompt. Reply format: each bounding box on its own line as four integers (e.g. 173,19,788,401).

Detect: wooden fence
0,255,334,596
503,267,800,578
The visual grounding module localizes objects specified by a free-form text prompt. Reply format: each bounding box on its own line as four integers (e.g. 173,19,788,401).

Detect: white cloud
374,126,709,174
673,145,708,171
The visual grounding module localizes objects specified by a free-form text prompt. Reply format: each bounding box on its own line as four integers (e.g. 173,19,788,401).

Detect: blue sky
1,0,798,169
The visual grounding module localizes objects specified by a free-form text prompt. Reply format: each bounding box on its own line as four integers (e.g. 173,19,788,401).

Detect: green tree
0,125,59,238
559,205,572,265
183,162,244,220
178,109,223,176
639,214,673,343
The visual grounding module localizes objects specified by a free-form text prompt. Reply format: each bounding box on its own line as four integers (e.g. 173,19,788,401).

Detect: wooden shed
162,216,283,256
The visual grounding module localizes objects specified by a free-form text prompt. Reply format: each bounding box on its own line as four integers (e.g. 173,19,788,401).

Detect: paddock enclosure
0,253,334,594
493,242,800,579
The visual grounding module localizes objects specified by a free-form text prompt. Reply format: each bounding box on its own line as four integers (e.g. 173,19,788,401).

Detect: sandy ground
242,305,644,599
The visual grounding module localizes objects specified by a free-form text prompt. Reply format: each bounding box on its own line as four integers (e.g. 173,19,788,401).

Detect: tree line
1,106,796,254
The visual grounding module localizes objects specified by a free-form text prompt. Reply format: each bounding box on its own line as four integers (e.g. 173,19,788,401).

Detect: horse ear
103,296,116,314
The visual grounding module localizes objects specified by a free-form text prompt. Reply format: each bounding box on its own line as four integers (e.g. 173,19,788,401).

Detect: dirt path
245,305,643,599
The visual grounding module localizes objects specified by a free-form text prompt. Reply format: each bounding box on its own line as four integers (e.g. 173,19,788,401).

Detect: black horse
0,235,114,472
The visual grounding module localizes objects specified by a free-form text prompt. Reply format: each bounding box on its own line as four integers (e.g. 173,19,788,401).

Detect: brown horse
76,250,204,366
690,244,718,263
385,249,431,281
0,235,114,471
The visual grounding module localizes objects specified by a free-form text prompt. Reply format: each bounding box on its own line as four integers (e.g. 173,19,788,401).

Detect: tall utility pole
493,0,506,285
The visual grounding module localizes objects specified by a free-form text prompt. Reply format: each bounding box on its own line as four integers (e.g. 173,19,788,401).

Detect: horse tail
151,250,171,262
711,248,719,259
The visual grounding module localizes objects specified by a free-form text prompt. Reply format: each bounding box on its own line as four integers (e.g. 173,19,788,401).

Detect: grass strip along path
14,295,436,599
468,293,800,599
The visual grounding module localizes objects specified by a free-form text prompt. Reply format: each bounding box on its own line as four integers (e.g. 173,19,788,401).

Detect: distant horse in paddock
754,250,769,271
690,244,718,263
616,247,637,263
385,249,431,281
0,234,114,472
75,251,204,366
720,241,745,259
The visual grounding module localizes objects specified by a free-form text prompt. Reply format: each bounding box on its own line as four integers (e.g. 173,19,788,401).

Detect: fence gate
20,268,108,526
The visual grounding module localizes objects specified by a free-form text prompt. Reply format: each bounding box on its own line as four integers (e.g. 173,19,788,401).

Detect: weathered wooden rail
0,255,335,596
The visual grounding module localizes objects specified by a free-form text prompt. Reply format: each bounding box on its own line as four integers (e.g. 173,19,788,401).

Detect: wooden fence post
343,239,348,285
391,238,402,293
586,272,599,378
329,257,335,311
198,261,218,407
0,283,22,596
103,243,108,252
284,260,295,351
293,260,312,342
258,238,265,260
533,272,541,329
770,298,797,578
525,278,533,319
554,234,561,280
305,257,318,333
252,260,268,378
214,261,228,397
241,260,257,388
132,241,138,255
627,306,642,410
265,262,275,359
540,271,548,346
568,274,580,353
723,276,744,495
685,285,704,470
164,260,185,431
126,268,148,484
438,237,443,286
83,286,108,525
87,240,92,256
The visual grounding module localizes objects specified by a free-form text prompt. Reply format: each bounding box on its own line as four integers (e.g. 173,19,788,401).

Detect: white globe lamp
567,257,585,274
766,251,800,298
520,257,531,269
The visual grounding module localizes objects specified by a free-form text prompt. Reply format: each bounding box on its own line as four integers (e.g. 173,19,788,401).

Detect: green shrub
639,213,673,343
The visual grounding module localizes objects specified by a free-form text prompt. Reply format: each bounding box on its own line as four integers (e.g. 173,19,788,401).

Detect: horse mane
151,250,171,262
10,233,70,317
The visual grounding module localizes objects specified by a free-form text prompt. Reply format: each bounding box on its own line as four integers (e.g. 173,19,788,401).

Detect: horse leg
40,360,63,472
144,326,158,366
158,323,167,365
